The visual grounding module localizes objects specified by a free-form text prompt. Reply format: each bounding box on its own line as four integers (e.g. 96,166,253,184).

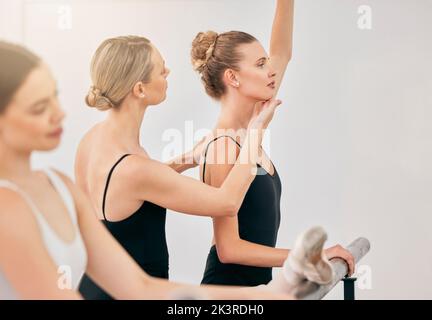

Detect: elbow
140,275,170,299
282,51,293,66
216,190,240,217
223,199,240,217
285,45,293,62
286,53,293,64
217,246,235,264
284,51,293,65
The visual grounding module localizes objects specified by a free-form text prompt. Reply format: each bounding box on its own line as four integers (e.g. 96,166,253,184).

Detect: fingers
248,99,283,130
325,245,356,277
263,98,282,109
347,254,355,276
272,99,282,107
338,249,355,277
261,99,282,120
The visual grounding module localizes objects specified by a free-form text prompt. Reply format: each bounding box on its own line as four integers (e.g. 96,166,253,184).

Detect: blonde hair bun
85,86,115,111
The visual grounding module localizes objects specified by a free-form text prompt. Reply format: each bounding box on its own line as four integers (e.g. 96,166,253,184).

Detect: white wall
1,0,431,299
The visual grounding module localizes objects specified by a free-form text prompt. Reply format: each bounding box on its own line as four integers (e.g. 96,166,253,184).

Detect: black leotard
200,136,282,286
79,154,169,299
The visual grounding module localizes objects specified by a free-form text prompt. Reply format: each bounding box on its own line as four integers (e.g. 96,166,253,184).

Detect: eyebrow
256,57,268,63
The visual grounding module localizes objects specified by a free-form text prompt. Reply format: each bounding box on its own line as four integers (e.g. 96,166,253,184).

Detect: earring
235,81,240,87
140,93,146,98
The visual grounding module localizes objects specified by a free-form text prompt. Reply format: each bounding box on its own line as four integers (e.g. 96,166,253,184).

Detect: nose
268,68,277,79
268,60,277,78
53,109,65,125
51,99,65,124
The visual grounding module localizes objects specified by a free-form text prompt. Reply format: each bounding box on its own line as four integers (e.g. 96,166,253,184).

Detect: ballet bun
191,31,219,73
85,86,115,111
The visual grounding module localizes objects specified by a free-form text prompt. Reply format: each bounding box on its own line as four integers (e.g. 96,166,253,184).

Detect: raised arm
270,0,294,96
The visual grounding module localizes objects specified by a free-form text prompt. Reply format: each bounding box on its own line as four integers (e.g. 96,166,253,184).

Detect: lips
48,127,63,138
267,81,276,88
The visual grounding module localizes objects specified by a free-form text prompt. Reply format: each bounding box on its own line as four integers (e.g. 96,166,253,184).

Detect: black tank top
79,154,169,300
200,136,282,286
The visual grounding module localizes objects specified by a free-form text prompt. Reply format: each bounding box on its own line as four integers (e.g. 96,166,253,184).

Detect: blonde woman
190,0,355,287
0,41,294,300
74,34,284,299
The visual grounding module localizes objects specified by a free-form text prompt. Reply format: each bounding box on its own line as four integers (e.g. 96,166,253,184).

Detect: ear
223,69,240,88
132,81,147,99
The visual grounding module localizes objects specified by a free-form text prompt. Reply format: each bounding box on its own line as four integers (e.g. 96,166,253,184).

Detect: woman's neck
105,100,148,153
217,93,257,131
0,146,32,181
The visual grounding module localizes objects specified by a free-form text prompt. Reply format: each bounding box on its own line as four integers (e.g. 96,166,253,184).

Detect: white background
1,0,431,299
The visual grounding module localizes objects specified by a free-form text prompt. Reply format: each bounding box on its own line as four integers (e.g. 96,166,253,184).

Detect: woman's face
0,64,65,153
234,41,277,101
143,45,170,105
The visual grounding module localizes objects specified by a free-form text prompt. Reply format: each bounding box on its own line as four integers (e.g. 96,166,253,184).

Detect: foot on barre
265,226,334,298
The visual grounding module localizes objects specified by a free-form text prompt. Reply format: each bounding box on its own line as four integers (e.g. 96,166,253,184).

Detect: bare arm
131,129,260,217
270,0,294,96
203,143,355,271
165,136,207,174
202,141,290,267
214,217,289,267
134,99,281,218
165,156,196,174
0,190,82,299
61,173,293,300
164,148,197,174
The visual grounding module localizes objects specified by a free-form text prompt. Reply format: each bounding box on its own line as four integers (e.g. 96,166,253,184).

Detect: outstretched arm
62,172,293,300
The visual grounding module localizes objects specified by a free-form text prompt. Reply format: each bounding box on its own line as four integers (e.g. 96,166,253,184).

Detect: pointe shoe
265,226,334,298
284,226,333,285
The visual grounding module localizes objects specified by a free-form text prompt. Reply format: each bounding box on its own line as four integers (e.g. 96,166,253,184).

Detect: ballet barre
302,237,371,300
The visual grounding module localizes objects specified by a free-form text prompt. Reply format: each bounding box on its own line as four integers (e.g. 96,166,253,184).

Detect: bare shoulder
202,135,241,167
118,155,170,181
0,187,29,214
75,125,108,188
50,169,85,204
0,187,43,248
201,135,241,185
48,168,99,226
75,125,100,161
51,167,74,185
